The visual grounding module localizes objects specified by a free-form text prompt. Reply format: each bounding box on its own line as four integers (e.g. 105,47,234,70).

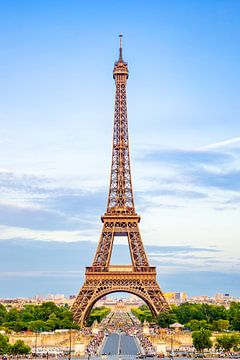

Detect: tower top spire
113,34,128,80
119,34,123,60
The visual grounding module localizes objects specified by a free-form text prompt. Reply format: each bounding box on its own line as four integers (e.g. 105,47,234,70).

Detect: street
101,333,140,355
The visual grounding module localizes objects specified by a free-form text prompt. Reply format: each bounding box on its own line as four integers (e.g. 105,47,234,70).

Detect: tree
0,305,7,326
157,311,177,328
212,319,230,332
131,308,153,323
228,303,240,331
3,320,27,332
215,334,240,353
35,302,60,321
201,304,227,323
6,308,20,322
186,319,211,331
173,303,228,325
0,302,78,332
87,307,111,326
174,303,204,324
0,334,10,355
192,329,212,352
21,305,36,322
45,313,59,331
11,340,31,355
28,320,46,332
231,333,240,352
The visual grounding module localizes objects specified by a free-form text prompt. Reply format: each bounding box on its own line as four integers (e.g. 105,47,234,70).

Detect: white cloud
0,136,239,276
0,270,84,278
198,137,240,151
150,250,239,274
0,225,97,243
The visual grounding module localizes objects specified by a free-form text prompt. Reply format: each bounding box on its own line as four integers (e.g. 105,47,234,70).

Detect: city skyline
0,1,240,297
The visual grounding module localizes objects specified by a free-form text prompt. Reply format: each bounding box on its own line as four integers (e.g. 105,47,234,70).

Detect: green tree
131,308,153,323
186,319,211,331
174,303,204,324
157,310,177,328
3,321,27,332
215,334,240,353
6,308,20,322
45,313,59,330
21,305,36,322
87,307,111,326
228,303,240,331
60,318,73,329
35,302,60,321
0,334,10,355
11,340,31,355
28,320,46,332
212,319,230,332
231,333,240,352
0,302,79,332
192,329,212,352
201,304,227,323
0,305,7,326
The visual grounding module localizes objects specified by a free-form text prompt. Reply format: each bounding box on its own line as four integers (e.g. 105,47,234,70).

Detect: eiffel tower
72,36,169,326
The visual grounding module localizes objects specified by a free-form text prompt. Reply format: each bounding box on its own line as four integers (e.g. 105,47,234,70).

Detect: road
101,333,140,355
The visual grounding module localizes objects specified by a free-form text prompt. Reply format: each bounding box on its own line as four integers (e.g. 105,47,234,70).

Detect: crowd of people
137,332,156,355
102,311,137,334
86,331,104,357
84,310,157,356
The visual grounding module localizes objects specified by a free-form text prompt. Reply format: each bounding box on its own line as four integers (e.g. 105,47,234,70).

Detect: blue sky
0,0,240,297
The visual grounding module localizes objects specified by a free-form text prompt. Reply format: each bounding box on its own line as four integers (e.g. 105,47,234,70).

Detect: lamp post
35,330,38,357
35,328,42,358
168,327,174,359
68,327,72,360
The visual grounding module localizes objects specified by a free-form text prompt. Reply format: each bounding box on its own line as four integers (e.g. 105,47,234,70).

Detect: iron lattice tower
72,36,169,326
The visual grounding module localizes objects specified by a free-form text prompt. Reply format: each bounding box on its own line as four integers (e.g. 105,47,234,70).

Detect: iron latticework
107,60,134,213
72,36,169,326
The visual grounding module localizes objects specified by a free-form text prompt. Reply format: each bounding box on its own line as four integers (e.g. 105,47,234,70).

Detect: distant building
1,291,239,309
164,292,187,304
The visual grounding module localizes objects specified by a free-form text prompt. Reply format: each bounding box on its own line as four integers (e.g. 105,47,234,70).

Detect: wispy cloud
134,142,240,209
0,169,105,232
0,240,239,297
0,270,84,278
0,139,239,286
198,137,240,151
0,225,97,242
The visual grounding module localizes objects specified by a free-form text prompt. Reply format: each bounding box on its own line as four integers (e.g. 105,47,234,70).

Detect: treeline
0,302,79,332
192,329,240,352
0,334,31,356
87,307,111,326
132,302,240,331
131,307,153,323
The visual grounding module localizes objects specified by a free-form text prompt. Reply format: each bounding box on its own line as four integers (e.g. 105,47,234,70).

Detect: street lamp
168,326,174,359
35,330,38,357
170,329,173,358
68,326,72,360
34,328,42,357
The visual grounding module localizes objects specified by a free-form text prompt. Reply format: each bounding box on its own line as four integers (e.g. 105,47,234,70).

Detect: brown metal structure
72,36,169,326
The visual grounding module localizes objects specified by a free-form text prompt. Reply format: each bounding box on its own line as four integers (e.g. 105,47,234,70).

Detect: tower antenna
119,34,123,60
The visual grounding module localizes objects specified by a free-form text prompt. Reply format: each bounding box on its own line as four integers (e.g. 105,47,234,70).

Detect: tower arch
81,287,158,327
